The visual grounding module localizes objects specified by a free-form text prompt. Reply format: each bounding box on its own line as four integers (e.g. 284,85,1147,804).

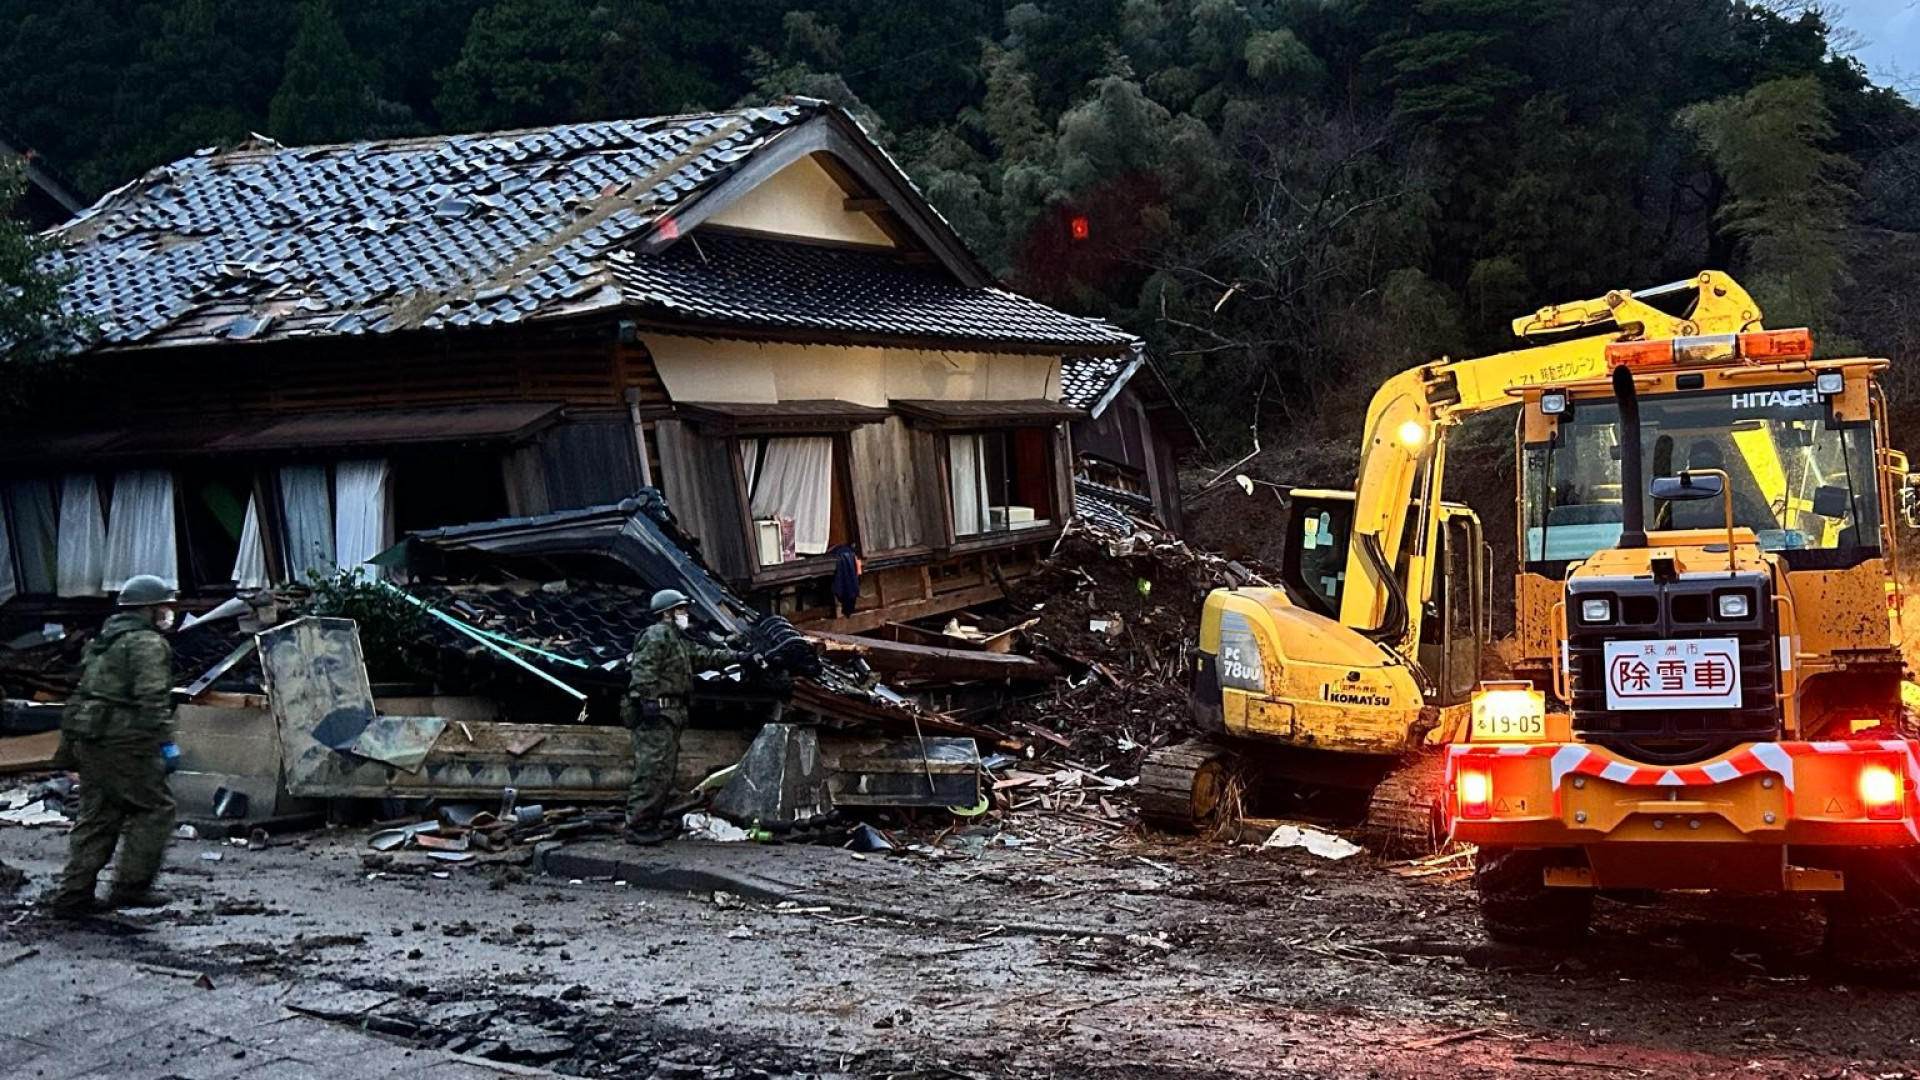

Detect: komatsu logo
1731,388,1820,410
1322,685,1392,707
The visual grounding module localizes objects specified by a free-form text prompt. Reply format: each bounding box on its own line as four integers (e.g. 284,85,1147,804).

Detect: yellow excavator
1141,273,1773,840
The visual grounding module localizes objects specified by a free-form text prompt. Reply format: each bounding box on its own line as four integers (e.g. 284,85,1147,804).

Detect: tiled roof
49,102,1129,355
610,231,1132,350
1060,354,1137,412
51,105,814,348
1073,485,1141,539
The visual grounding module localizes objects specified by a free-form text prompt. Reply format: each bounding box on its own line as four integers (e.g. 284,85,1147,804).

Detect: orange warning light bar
1606,327,1815,370
1605,339,1674,368
1736,328,1814,361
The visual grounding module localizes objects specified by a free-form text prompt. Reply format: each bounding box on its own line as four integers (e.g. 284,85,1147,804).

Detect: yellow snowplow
1449,342,1919,972
1159,270,1920,970
1145,272,1772,837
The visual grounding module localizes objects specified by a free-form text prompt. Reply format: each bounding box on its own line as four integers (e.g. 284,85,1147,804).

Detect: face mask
672,611,690,631
155,608,177,632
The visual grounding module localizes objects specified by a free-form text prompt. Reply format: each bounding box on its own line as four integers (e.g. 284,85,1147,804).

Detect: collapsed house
0,98,1198,636
1060,353,1202,536
0,99,1200,830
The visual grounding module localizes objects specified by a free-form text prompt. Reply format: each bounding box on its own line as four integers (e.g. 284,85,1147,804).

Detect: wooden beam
798,581,1004,634
842,196,890,213
809,629,1055,682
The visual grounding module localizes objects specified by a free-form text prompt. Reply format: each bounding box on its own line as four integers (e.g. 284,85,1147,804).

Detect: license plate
1470,684,1546,742
1602,637,1742,710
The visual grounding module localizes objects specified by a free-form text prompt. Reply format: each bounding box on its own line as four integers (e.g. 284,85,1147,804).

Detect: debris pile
0,776,73,828
364,800,622,864
1003,528,1272,776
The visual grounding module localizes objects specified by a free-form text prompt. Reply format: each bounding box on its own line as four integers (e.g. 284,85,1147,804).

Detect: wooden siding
539,416,642,511
1072,385,1184,532
848,417,940,554
653,419,751,581
60,319,631,427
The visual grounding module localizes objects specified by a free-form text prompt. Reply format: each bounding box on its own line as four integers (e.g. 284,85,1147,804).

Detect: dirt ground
3,815,1917,1079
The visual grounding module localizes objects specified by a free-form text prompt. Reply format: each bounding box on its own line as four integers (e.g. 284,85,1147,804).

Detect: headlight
1540,390,1568,415
1580,598,1612,623
1717,593,1750,619
1815,371,1844,396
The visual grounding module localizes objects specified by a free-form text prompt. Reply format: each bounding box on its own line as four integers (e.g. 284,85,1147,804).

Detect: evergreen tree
436,0,597,131
1680,76,1855,331
0,159,86,403
268,0,376,145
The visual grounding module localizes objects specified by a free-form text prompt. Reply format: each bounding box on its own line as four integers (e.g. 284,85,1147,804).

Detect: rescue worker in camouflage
621,589,748,844
50,574,179,916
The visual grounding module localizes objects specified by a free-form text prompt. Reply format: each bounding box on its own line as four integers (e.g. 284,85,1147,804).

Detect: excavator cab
1278,489,1487,709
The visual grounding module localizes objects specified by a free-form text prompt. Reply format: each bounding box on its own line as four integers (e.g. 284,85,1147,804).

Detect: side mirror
1811,484,1851,519
1650,471,1724,502
1902,474,1920,529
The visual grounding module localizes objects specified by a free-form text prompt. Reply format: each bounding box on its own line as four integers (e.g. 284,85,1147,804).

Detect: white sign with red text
1602,637,1743,711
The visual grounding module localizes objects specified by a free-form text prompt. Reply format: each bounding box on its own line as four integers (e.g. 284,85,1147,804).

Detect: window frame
731,430,865,586
938,423,1069,553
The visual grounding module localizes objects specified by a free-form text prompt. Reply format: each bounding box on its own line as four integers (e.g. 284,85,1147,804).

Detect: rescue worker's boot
44,890,100,920
622,819,676,846
104,884,173,909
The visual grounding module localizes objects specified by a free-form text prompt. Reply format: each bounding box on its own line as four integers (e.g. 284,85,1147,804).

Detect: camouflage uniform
56,611,177,906
622,621,739,830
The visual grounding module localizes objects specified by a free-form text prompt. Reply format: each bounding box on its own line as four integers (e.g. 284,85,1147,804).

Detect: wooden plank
810,630,1053,681
799,582,1006,634
653,419,750,580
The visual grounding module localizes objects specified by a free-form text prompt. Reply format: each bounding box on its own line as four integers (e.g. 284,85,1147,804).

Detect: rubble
1002,526,1269,776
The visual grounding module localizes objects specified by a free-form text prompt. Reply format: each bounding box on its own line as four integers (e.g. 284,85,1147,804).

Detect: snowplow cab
1449,329,1920,969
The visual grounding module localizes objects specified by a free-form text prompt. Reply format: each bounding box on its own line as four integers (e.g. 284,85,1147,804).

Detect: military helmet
649,588,691,615
117,574,178,607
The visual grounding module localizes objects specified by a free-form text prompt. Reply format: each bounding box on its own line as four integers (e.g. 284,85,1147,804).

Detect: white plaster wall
703,154,895,247
644,335,1061,406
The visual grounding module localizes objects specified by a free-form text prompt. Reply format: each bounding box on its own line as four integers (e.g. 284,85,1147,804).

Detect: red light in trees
1069,214,1090,241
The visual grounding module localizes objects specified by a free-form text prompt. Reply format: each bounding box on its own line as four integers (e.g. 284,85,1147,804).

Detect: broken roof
50,100,1130,355
1060,351,1205,450
1060,353,1138,414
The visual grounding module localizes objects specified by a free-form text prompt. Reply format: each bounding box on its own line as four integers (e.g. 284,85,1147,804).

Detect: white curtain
748,437,833,557
0,499,16,607
56,474,107,598
948,434,986,536
279,465,334,582
6,480,57,595
102,469,178,592
333,459,391,577
232,494,269,590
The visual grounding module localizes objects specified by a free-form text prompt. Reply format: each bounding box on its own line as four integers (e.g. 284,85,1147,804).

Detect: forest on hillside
4,0,1919,443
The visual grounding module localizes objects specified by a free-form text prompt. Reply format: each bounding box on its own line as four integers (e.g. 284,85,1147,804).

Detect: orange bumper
1446,740,1920,887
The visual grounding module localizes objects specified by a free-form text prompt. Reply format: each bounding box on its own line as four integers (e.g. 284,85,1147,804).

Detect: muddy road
1,824,1916,1079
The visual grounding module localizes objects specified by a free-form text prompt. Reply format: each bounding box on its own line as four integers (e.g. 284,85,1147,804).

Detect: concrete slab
327,1040,441,1077
141,1037,267,1080
0,1034,55,1067
249,1015,391,1064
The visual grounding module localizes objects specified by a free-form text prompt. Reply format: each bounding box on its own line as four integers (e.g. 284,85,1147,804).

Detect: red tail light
1861,764,1904,821
1457,767,1492,820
